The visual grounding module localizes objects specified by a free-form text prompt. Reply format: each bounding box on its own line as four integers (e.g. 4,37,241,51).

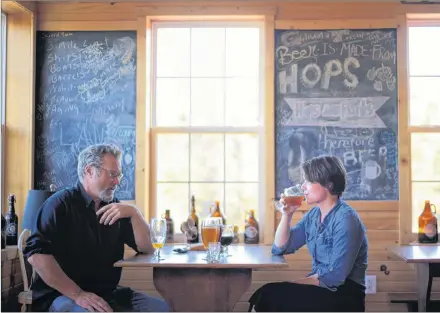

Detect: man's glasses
98,167,123,180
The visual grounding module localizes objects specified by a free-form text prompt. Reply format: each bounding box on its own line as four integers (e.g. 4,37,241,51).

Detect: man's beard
99,187,116,202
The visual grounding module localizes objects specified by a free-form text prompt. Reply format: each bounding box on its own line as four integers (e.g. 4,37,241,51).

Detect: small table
114,245,287,312
390,245,440,312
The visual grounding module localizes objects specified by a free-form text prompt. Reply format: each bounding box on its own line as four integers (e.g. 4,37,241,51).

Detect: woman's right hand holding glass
279,193,301,216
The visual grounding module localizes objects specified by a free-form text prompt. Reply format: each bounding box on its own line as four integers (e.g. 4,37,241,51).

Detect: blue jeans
48,287,169,312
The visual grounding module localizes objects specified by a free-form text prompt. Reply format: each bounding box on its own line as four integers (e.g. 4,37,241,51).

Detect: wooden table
114,245,287,312
390,245,440,312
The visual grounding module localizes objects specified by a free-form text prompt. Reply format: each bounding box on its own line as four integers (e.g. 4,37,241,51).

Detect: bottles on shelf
244,209,259,244
6,194,18,246
164,209,174,243
232,225,240,244
210,200,226,225
1,213,6,249
188,194,199,243
418,200,438,244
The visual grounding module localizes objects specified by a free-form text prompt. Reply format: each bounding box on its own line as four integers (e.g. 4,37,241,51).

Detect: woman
249,155,368,312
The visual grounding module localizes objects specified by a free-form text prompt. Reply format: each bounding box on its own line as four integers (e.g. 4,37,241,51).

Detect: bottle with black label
6,194,18,246
164,209,174,243
1,213,6,249
244,210,259,244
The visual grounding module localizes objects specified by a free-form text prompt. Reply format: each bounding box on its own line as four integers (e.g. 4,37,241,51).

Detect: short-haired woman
249,155,368,312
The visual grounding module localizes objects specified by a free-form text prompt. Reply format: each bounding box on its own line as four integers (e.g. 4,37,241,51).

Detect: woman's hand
279,194,301,216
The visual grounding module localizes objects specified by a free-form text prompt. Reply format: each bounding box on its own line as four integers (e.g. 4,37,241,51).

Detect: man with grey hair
24,143,169,312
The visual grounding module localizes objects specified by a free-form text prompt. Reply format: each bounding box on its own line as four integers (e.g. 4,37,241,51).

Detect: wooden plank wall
15,1,440,311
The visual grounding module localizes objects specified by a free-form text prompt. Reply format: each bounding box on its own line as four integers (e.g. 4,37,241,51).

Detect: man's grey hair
77,144,122,183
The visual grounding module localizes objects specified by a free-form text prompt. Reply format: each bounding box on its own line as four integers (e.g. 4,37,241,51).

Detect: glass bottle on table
164,209,174,243
232,225,240,244
210,200,226,226
187,194,199,243
244,209,259,244
418,200,438,244
6,194,18,246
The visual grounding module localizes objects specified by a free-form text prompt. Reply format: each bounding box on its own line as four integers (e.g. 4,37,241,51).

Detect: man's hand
96,203,137,225
73,290,113,312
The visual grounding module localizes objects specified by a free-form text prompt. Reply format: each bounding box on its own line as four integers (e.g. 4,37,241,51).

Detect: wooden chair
17,229,34,312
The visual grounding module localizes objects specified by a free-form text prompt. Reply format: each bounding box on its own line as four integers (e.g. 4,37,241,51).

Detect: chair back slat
17,229,33,291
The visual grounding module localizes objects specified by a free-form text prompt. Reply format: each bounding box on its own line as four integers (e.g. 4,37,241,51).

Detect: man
24,144,169,312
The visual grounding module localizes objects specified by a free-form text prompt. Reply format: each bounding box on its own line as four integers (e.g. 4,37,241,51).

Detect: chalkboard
34,31,137,200
275,29,398,200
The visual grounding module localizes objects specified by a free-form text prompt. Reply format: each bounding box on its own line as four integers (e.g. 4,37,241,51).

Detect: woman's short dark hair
301,155,347,197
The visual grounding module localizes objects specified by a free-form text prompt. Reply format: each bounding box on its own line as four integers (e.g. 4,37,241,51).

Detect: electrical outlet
365,275,376,294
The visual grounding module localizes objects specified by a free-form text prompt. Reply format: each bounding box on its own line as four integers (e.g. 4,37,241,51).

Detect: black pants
248,279,365,312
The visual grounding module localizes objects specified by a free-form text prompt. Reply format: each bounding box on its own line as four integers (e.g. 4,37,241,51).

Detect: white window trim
0,12,7,214
408,23,440,233
150,20,267,240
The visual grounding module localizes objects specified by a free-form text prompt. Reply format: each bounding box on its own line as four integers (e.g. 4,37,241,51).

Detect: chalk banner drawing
275,29,398,200
34,31,137,200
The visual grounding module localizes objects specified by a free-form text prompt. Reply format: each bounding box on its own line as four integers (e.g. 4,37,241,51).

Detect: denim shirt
272,199,368,291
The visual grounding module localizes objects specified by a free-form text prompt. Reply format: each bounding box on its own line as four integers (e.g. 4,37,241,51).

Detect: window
409,24,440,232
0,12,6,212
151,21,264,234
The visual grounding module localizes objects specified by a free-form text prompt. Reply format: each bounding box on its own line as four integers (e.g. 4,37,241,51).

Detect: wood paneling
3,2,36,234
3,1,440,311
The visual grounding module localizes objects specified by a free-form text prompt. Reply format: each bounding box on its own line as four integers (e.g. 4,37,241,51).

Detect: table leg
153,267,252,312
416,263,429,312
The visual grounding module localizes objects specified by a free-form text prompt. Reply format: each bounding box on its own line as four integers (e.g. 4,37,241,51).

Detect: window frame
0,12,7,214
407,19,440,236
149,20,267,239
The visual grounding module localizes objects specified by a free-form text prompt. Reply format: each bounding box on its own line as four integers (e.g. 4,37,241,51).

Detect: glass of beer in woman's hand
274,184,304,214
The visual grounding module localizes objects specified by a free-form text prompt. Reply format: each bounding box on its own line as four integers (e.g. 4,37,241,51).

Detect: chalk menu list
34,31,137,200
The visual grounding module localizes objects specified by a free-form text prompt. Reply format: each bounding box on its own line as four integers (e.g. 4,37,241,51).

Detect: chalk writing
282,96,388,128
275,29,398,200
34,31,137,200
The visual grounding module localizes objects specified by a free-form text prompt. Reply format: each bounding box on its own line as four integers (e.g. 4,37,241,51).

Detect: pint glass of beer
201,217,222,261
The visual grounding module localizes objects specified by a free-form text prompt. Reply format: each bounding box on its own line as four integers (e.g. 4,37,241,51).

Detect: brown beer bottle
187,194,199,243
418,200,438,243
210,200,226,225
244,210,259,244
164,209,174,243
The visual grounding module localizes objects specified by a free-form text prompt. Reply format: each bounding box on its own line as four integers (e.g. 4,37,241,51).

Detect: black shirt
23,182,138,311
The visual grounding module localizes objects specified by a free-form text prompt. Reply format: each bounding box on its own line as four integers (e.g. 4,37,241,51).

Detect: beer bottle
244,210,259,244
187,194,199,243
418,200,438,243
164,209,174,243
1,213,6,249
6,194,18,246
210,200,226,225
232,225,240,244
